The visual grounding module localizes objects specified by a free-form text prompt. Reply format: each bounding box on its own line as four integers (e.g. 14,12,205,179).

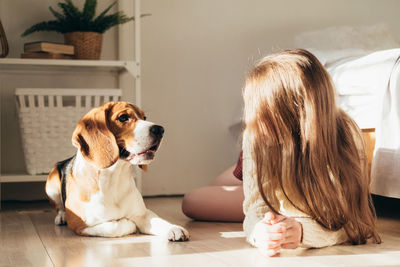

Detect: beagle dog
45,102,189,241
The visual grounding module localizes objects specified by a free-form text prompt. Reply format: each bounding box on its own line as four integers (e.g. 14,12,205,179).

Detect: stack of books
21,41,75,59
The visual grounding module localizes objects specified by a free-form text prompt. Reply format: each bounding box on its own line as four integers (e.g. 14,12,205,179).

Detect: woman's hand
252,212,303,256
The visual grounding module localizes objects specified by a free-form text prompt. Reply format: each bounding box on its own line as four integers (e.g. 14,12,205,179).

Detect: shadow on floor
0,199,51,211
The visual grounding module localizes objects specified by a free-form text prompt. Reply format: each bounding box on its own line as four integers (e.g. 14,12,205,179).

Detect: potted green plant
21,0,148,60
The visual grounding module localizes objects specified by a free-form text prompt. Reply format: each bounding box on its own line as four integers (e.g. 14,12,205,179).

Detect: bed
295,24,400,199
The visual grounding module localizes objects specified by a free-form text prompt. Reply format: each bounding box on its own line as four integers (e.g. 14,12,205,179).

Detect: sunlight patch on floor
220,231,246,238
97,234,157,244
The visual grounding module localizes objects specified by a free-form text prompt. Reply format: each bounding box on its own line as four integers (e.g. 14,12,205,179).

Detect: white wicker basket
15,88,122,175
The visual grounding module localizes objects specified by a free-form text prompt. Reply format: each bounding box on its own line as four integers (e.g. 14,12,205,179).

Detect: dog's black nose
150,125,164,138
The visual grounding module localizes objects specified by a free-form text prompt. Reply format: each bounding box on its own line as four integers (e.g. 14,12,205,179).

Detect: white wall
140,0,400,195
1,0,400,199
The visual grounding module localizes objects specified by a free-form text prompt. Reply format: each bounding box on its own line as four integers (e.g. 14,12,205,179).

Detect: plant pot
64,31,103,60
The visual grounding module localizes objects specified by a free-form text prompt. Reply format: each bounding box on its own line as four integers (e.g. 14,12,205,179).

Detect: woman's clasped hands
252,212,303,256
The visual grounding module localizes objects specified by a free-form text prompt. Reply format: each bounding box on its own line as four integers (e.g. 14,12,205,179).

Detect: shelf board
0,174,48,183
0,58,137,74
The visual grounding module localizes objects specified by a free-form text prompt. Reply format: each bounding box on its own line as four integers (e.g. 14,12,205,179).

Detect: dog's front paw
55,210,66,225
167,225,190,242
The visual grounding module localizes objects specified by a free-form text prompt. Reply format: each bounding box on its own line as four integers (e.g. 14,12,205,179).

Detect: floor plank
0,211,53,267
1,196,400,267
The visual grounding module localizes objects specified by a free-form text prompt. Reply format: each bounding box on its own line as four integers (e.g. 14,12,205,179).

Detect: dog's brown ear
139,165,148,172
72,104,119,169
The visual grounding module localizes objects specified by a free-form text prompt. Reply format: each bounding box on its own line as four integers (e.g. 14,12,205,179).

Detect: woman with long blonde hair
242,49,381,256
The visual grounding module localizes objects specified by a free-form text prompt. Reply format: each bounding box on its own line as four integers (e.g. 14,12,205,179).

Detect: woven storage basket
64,32,103,60
15,88,122,175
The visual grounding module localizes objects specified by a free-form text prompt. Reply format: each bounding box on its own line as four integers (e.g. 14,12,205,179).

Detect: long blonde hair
243,49,381,244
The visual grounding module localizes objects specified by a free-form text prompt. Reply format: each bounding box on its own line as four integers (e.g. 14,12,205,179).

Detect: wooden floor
1,196,400,267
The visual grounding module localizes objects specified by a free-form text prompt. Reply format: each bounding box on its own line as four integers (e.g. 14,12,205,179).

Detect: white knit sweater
242,130,348,248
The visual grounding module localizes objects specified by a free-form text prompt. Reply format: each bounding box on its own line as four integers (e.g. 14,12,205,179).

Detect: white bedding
313,49,400,198
371,56,400,198
295,24,400,198
324,49,400,129
337,94,379,129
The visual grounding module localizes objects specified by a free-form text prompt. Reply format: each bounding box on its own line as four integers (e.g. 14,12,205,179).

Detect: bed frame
362,128,375,173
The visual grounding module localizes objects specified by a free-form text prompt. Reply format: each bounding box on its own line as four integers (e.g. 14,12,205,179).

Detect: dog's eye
143,116,147,121
118,114,130,123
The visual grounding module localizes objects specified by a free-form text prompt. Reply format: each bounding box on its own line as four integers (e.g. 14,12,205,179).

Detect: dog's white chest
83,160,146,226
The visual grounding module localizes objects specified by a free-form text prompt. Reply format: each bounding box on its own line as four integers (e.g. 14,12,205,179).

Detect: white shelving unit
0,0,142,207
0,58,139,76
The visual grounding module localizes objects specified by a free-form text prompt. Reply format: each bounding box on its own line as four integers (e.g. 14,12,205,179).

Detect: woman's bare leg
182,165,244,222
182,185,244,222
